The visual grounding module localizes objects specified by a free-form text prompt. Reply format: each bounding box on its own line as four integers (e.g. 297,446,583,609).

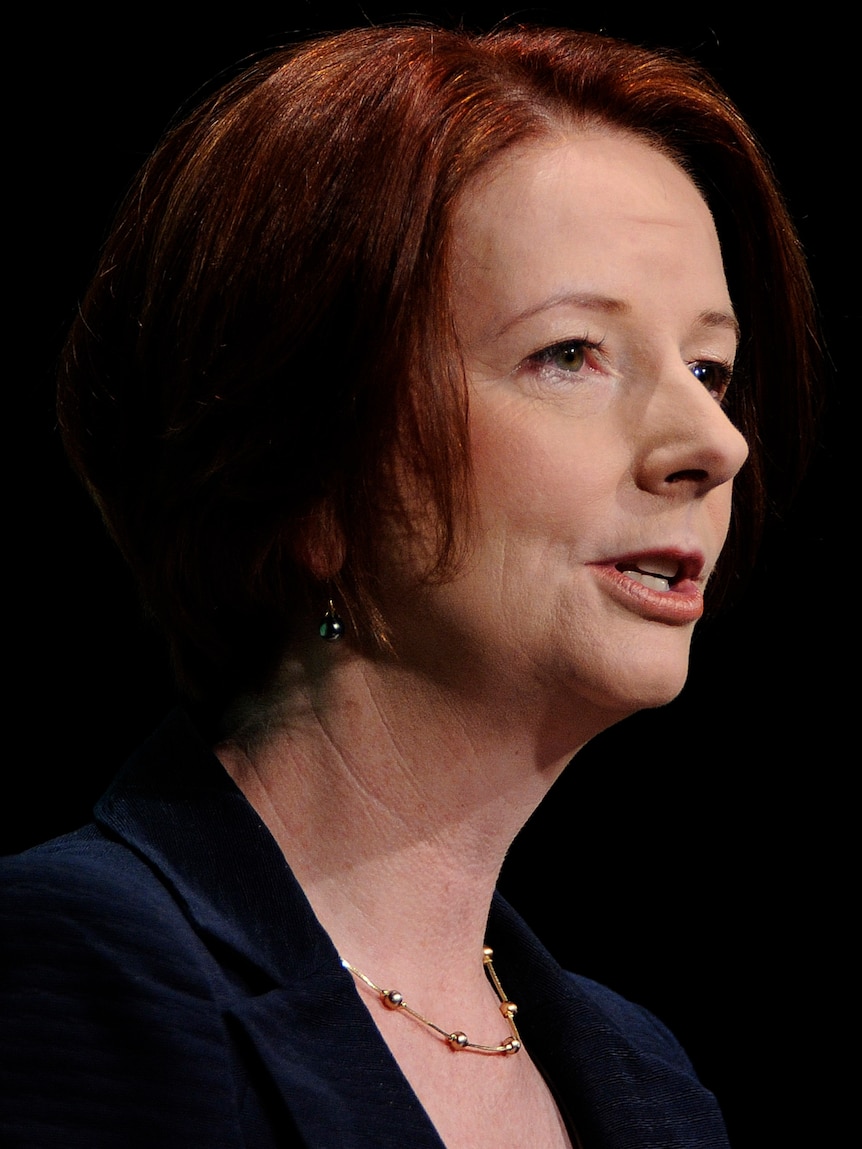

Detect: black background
15,7,847,1147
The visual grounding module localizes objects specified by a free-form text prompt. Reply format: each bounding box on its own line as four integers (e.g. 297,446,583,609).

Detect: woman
3,24,816,1148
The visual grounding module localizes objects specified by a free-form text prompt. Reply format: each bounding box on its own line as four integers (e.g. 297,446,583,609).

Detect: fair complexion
218,128,748,1149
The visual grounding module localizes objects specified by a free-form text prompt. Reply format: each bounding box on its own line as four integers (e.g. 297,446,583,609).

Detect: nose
633,364,749,497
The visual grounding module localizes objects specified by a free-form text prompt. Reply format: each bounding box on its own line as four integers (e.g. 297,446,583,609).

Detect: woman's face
386,130,748,737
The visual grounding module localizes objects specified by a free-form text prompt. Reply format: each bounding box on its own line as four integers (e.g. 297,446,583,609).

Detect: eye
525,338,602,376
535,341,587,372
689,360,733,403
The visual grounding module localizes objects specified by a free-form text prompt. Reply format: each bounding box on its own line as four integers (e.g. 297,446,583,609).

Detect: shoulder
487,896,729,1146
488,894,697,1075
554,971,730,1147
6,822,181,910
1,828,246,1148
563,968,697,1073
2,824,205,988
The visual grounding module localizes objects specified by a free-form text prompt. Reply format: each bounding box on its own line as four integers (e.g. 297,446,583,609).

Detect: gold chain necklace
340,945,522,1055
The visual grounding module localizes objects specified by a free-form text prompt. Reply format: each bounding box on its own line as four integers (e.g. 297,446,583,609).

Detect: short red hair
58,25,818,703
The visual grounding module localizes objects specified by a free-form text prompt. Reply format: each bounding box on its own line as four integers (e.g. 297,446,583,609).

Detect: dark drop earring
319,599,344,642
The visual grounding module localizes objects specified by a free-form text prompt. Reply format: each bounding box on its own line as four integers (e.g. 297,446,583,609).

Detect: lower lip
591,565,705,624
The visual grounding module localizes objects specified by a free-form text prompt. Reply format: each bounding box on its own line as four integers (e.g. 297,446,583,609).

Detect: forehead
451,129,730,339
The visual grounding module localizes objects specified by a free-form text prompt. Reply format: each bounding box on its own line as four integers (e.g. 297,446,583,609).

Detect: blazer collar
96,709,327,982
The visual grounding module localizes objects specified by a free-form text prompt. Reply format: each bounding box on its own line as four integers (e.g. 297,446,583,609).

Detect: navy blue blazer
2,711,729,1147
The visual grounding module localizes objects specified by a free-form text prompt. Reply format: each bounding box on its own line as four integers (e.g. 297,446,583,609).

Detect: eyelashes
523,338,604,378
520,338,735,403
688,360,734,404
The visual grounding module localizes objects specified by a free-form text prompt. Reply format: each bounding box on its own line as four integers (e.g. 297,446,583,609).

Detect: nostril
665,469,710,484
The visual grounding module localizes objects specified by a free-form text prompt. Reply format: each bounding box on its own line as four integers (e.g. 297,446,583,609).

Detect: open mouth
615,559,680,594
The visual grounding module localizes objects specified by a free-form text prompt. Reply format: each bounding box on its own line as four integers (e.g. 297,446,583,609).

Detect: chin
569,638,694,722
627,670,690,712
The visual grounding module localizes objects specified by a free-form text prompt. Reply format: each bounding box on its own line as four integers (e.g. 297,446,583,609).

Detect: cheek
710,480,736,540
474,433,557,519
470,404,622,535
694,483,737,583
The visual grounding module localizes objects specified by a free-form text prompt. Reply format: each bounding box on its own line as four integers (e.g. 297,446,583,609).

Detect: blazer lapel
95,710,445,1148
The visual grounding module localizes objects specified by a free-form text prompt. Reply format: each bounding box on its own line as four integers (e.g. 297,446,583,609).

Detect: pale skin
217,128,749,1148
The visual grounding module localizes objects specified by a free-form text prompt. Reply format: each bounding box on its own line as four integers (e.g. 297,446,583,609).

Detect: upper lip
599,549,707,585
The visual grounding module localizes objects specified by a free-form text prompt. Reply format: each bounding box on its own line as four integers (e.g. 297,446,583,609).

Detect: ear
292,501,346,581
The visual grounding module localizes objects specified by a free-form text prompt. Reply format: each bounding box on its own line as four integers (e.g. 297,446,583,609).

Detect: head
58,25,818,708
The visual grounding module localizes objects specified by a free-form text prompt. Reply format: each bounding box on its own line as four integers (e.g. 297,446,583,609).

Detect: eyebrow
493,293,740,345
696,309,741,342
495,293,628,338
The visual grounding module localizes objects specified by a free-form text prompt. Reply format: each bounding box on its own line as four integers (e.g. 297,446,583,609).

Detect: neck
216,640,618,998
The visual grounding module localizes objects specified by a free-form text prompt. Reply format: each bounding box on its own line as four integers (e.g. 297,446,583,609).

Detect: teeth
624,570,671,593
638,557,679,579
616,556,680,592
